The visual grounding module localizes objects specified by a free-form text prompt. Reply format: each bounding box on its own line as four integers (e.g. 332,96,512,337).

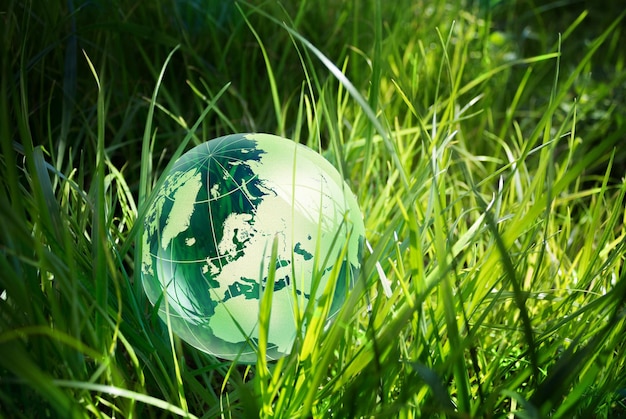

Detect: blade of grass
361,0,382,181
53,380,200,418
257,235,279,417
237,4,285,136
83,49,109,347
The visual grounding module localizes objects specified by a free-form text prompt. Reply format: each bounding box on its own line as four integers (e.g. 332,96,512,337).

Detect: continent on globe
141,133,365,363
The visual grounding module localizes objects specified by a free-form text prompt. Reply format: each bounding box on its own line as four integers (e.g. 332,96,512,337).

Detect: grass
1,0,626,417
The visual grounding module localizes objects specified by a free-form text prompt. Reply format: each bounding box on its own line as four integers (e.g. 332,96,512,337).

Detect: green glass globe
141,133,364,362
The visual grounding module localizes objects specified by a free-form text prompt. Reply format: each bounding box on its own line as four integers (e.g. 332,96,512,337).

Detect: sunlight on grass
1,0,626,417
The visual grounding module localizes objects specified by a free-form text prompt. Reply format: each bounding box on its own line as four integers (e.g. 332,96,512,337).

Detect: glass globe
141,133,364,362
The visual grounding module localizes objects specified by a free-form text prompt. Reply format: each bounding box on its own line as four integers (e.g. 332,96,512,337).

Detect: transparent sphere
141,133,364,362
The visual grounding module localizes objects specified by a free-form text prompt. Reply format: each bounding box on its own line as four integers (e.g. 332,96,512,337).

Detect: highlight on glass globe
140,133,365,363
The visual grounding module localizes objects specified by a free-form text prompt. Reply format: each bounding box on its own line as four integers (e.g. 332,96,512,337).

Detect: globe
141,133,365,363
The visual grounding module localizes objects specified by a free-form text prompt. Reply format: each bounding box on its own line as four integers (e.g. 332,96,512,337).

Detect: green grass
2,0,626,417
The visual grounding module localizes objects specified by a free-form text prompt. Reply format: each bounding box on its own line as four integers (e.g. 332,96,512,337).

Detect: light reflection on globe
141,133,364,362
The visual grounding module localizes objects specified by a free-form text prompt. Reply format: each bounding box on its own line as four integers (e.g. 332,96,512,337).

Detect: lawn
1,0,626,417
